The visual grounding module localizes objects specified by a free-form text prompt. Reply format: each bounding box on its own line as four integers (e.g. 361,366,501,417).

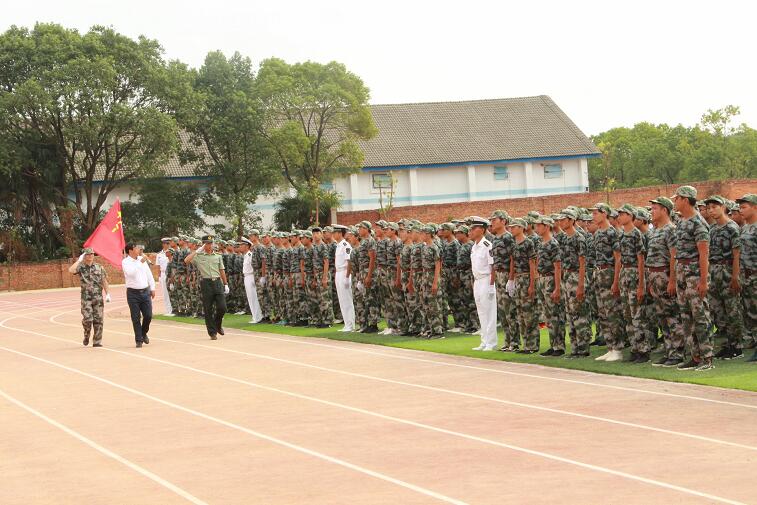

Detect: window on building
372,173,392,189
493,165,509,180
544,164,563,179
320,180,334,191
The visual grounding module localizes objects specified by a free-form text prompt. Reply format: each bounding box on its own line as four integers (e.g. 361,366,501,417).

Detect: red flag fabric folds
83,199,126,269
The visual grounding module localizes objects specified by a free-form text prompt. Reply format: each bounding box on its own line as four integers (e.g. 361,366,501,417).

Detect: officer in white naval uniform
469,217,498,351
240,237,263,323
332,225,355,332
156,237,173,315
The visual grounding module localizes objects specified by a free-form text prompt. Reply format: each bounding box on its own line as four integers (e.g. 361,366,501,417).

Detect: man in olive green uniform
185,235,229,340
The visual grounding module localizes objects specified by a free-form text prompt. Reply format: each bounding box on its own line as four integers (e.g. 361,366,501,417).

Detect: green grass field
155,314,757,392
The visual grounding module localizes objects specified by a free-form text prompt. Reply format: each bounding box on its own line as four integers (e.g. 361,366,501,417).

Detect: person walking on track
185,235,229,340
68,247,111,347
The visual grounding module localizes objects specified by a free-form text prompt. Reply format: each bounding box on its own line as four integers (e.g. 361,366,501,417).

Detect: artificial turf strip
154,314,757,393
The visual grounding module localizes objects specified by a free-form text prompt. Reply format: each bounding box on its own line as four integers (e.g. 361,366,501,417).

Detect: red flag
83,199,126,269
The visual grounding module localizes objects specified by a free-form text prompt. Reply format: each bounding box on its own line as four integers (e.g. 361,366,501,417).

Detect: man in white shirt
155,237,173,315
240,237,263,323
469,217,498,351
333,225,355,332
122,243,156,348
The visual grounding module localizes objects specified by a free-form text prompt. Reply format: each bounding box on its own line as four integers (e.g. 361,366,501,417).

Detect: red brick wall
0,254,159,292
336,178,757,225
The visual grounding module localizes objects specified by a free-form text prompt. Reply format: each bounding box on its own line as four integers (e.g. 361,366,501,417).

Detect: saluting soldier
68,248,111,346
185,235,230,340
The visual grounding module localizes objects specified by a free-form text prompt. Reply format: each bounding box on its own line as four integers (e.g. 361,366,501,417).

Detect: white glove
488,284,496,300
169,283,174,291
224,284,230,295
356,281,364,292
260,277,266,286
105,294,111,303
506,280,516,297
78,253,86,262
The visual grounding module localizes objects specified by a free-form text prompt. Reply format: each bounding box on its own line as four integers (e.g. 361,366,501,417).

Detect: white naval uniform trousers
243,251,263,322
471,237,498,349
156,250,172,315
334,239,355,331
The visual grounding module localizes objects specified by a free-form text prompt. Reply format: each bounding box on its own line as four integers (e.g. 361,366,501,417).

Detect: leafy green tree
256,59,377,224
0,23,182,247
179,51,281,238
273,194,335,231
120,179,204,250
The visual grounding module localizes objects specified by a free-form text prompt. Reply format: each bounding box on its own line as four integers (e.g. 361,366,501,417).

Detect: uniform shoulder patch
346,248,351,254
483,240,491,247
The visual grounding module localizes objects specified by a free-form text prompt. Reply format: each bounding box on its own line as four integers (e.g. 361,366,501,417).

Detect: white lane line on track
141,317,757,410
0,332,467,505
0,389,209,505
9,309,757,453
0,318,748,505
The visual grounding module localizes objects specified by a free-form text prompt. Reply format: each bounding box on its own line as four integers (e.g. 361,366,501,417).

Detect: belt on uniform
596,264,613,270
744,268,756,277
514,271,530,276
621,263,637,268
201,277,220,282
564,268,579,273
647,266,669,273
495,268,508,272
711,259,733,265
677,258,697,265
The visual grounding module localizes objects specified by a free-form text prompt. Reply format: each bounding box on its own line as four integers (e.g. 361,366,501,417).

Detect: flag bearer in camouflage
735,194,757,362
615,203,649,363
439,223,461,331
509,218,539,353
399,224,418,335
312,227,334,328
323,226,343,323
557,209,592,358
383,223,403,334
534,217,564,356
672,185,714,371
455,225,479,333
69,248,110,346
705,195,746,360
490,210,518,351
347,228,365,331
646,197,687,367
357,221,380,333
590,203,624,361
419,225,444,338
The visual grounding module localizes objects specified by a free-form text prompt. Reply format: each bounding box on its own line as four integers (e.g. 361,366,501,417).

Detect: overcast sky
5,0,756,135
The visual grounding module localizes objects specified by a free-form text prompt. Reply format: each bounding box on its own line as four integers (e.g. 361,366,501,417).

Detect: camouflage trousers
285,275,296,322
561,271,592,354
330,268,343,321
537,274,564,351
586,267,598,325
619,267,649,354
256,276,271,319
456,270,479,330
419,271,444,336
443,270,463,329
377,267,394,328
593,268,623,350
676,263,712,360
292,273,309,322
275,274,290,322
168,275,179,315
514,274,540,351
495,271,519,348
741,272,757,338
647,270,686,359
81,293,104,344
709,264,745,349
384,270,405,331
352,276,366,329
402,271,419,333
308,271,334,326
172,274,187,315
232,273,246,313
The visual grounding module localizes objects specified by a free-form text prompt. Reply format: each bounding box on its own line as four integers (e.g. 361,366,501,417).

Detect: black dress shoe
539,349,555,357
363,325,379,334
93,343,102,347
209,333,217,340
143,335,150,344
590,337,606,346
136,342,143,348
634,352,650,364
218,327,225,335
83,338,89,346
551,349,565,356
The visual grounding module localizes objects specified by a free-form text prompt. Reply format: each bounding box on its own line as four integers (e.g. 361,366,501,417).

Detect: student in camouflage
322,226,343,323
490,210,518,351
418,225,444,338
735,194,757,362
312,227,334,328
68,248,111,346
455,225,479,333
615,203,649,363
557,209,592,358
357,221,380,333
374,221,389,328
383,223,403,334
672,186,714,371
399,224,418,335
509,218,539,353
439,223,460,331
705,195,746,359
534,216,564,356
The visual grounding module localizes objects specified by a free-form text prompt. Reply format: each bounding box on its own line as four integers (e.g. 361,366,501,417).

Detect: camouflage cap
703,194,726,206
82,247,94,255
634,208,651,222
590,202,612,214
421,225,435,234
617,203,637,215
649,196,673,211
673,185,697,199
322,226,334,233
696,200,706,207
301,230,313,239
726,200,739,213
454,225,469,235
440,222,455,232
535,216,554,226
490,209,510,220
249,229,260,236
580,212,593,221
357,220,372,229
736,194,757,205
558,208,577,220
347,226,358,235
549,213,561,221
526,210,541,219
509,217,527,228
165,248,175,255
375,219,388,228
171,236,179,242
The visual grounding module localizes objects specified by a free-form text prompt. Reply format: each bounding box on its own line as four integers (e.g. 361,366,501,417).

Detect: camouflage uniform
456,240,479,331
281,246,294,322
400,241,416,334
592,227,623,351
512,237,539,351
357,236,380,328
674,214,713,360
385,237,403,331
167,253,179,316
409,240,425,333
708,220,745,350
536,236,564,351
646,222,686,359
313,241,334,325
302,243,318,325
492,231,518,348
618,227,649,354
441,238,461,329
420,241,444,337
290,243,307,323
375,236,388,323
77,262,107,345
327,240,342,321
253,243,268,318
560,231,592,355
740,222,757,344
350,244,365,329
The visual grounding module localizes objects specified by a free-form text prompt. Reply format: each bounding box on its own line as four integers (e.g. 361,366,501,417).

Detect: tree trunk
314,196,320,226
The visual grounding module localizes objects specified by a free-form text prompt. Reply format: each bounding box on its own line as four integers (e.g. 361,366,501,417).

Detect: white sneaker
380,328,392,335
604,350,624,362
165,313,175,317
448,327,462,333
339,327,353,332
334,319,343,324
595,351,611,361
482,346,496,351
472,345,485,351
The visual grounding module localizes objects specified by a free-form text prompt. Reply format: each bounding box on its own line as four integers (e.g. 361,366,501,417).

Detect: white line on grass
0,388,209,505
